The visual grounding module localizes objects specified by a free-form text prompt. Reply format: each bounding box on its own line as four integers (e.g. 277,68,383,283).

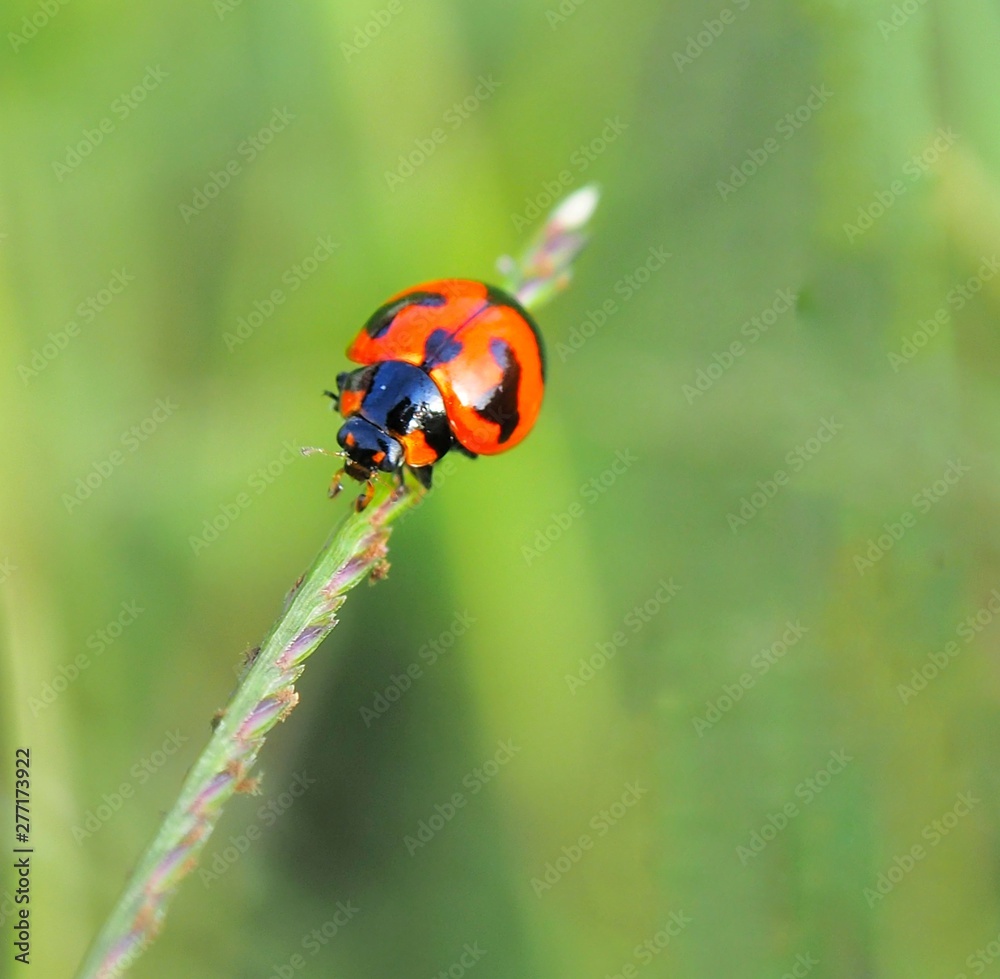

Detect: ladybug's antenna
300,446,344,459
323,389,340,409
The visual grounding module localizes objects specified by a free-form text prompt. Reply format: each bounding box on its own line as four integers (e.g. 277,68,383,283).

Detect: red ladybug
327,279,545,509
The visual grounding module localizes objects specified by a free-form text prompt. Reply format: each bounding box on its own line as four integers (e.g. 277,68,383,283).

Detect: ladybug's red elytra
327,278,545,509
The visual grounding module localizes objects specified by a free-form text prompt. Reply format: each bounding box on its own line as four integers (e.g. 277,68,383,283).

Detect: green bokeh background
3,0,1000,976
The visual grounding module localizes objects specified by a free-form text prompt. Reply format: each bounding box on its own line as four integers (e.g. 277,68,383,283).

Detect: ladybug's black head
336,415,404,482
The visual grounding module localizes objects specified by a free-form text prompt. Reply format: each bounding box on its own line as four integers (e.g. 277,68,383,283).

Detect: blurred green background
3,0,1000,976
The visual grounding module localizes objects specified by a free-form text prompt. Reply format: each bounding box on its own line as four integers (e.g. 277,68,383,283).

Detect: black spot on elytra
422,328,463,368
475,337,520,443
484,283,546,382
362,291,447,339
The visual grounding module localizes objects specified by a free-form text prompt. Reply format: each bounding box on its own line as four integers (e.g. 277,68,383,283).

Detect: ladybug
327,278,545,509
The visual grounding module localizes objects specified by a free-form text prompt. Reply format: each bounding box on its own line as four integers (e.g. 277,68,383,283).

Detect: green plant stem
75,182,599,979
75,481,419,978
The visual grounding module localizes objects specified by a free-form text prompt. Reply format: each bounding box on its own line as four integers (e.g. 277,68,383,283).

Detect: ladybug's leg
453,444,479,460
328,469,345,499
408,465,434,490
354,480,376,512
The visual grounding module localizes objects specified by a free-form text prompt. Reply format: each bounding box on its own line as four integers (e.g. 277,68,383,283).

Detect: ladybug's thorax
357,361,445,434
